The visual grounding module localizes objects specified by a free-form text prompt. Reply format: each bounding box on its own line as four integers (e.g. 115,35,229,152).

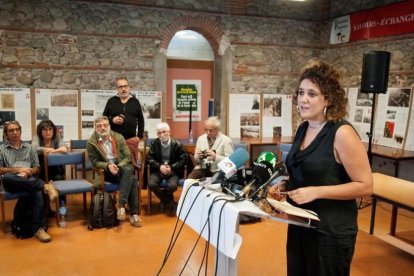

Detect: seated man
0,121,57,242
187,116,234,179
146,122,187,212
86,116,142,227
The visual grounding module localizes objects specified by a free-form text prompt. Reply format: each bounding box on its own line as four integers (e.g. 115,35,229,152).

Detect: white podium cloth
177,179,271,259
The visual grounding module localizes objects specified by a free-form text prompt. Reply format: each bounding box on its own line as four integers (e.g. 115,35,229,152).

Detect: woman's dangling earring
323,106,327,116
296,105,300,113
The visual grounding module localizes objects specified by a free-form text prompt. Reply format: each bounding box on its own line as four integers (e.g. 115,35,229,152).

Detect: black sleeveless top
286,120,358,236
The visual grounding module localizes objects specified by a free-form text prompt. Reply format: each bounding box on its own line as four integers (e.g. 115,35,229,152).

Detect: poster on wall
404,88,414,151
172,80,201,122
35,89,79,142
80,89,115,139
262,94,293,138
373,88,412,149
0,88,32,141
347,87,374,143
134,91,162,138
228,94,261,139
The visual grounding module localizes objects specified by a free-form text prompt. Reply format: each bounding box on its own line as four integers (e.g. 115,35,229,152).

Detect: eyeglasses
7,127,21,133
204,127,217,133
157,130,169,135
95,123,109,129
117,85,129,89
42,127,53,132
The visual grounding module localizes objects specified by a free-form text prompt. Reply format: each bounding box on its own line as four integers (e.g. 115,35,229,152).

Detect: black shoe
160,201,166,213
168,200,177,212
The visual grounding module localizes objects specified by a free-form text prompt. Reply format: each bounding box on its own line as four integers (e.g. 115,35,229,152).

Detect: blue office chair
95,164,142,215
70,139,94,179
44,151,94,226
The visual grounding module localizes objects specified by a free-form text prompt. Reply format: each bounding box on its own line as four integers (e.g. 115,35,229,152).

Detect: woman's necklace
308,120,326,129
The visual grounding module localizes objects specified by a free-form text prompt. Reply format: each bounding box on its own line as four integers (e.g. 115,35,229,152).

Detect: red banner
331,0,414,44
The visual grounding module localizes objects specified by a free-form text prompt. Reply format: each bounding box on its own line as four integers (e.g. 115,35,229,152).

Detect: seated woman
32,120,68,181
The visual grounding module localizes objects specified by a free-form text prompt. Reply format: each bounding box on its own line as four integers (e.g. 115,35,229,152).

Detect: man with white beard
87,115,142,227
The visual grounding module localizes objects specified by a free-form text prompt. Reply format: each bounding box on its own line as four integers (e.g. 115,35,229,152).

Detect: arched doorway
166,30,214,141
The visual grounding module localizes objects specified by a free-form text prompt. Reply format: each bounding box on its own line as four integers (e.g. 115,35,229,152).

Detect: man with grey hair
146,122,188,212
187,116,233,179
87,116,142,227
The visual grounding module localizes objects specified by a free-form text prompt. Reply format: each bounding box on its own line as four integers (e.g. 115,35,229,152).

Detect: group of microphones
208,147,287,202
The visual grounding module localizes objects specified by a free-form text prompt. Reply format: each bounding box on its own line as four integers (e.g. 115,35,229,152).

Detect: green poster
175,84,198,112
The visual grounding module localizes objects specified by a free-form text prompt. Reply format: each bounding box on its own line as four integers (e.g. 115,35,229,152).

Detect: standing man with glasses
146,123,188,212
103,76,145,165
187,116,234,179
0,121,58,242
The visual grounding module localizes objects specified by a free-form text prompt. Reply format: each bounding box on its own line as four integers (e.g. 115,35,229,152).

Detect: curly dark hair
297,60,348,121
36,119,58,140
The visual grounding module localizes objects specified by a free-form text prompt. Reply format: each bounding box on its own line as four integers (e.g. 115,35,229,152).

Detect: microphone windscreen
256,151,278,168
228,148,250,169
251,161,274,184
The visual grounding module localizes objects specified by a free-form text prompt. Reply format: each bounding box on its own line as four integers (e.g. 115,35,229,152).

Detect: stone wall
0,0,413,99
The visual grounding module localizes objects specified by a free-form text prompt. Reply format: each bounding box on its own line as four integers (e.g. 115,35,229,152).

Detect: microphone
210,148,249,183
236,160,274,200
247,162,287,200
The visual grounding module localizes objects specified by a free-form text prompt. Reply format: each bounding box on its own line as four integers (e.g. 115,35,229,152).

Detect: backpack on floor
12,196,34,239
87,192,119,230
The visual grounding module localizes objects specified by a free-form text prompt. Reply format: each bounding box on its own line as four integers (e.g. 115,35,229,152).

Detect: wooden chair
44,151,94,226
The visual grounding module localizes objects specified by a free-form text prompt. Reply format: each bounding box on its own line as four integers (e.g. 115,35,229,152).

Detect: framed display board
0,88,32,141
34,89,79,142
228,94,261,139
347,87,413,149
262,94,293,138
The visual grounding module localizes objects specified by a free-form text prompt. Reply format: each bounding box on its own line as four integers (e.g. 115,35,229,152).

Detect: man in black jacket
146,123,187,212
103,76,145,165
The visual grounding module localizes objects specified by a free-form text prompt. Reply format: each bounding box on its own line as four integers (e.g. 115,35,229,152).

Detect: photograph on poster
388,88,410,107
56,125,64,139
383,121,394,138
356,92,373,106
273,126,282,137
141,99,161,119
241,113,259,126
354,108,363,123
51,90,78,107
36,108,49,120
82,121,94,128
263,95,282,117
251,96,260,110
82,110,94,116
1,94,15,109
0,111,15,128
241,126,259,138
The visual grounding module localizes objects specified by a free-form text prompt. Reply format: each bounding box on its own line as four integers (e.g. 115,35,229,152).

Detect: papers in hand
265,198,320,221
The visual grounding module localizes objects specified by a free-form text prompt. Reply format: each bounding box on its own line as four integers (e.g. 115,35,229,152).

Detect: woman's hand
268,180,287,201
288,186,318,205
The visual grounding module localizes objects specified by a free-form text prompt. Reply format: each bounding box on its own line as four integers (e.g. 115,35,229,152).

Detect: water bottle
189,130,194,144
58,200,67,228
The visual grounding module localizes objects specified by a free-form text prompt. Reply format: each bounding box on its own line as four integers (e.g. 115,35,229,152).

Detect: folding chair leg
147,189,152,214
83,193,87,210
1,197,6,233
55,200,59,227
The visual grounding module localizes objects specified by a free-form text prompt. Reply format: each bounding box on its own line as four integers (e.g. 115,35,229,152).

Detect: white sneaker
117,208,126,220
129,214,142,227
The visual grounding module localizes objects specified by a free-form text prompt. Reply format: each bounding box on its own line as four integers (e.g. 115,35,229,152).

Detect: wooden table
365,144,414,177
370,173,414,236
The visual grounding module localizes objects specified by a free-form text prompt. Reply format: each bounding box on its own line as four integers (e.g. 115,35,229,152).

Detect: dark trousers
2,173,46,233
104,165,138,215
187,169,213,180
148,172,178,203
286,225,356,276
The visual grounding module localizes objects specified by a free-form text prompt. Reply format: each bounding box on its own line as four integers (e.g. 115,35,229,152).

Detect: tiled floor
0,194,413,275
